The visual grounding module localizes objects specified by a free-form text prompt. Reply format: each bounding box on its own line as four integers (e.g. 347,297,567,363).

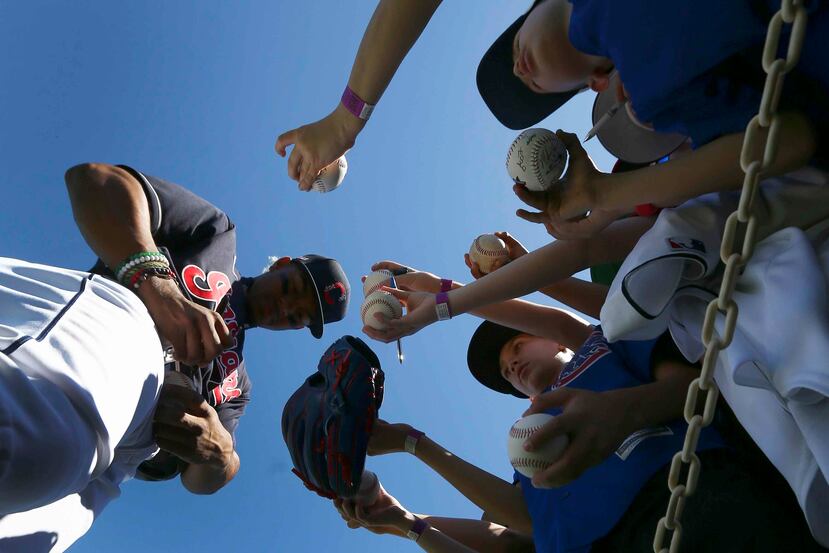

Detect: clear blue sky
0,2,616,551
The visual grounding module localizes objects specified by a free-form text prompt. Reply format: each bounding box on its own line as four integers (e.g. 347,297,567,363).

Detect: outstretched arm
275,0,442,190
367,420,532,535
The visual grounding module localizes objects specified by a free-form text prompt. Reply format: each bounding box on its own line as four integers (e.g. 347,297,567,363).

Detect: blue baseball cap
294,255,350,339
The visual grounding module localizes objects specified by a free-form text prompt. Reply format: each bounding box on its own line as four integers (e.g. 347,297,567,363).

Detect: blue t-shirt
517,328,723,553
568,0,829,159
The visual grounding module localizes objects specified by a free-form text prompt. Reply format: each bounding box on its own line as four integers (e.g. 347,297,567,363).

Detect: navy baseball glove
282,335,384,499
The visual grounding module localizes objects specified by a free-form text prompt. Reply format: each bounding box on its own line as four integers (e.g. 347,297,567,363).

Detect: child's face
512,0,608,94
499,334,568,397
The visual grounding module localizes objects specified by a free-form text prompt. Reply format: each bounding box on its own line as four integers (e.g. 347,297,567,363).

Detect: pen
583,98,628,142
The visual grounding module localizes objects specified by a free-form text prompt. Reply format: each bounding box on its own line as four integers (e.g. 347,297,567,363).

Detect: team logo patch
323,281,347,305
554,329,610,388
666,237,706,253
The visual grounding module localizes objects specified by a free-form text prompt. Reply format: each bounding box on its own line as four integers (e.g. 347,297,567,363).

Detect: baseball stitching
530,133,555,188
511,457,553,469
360,296,399,321
474,237,508,258
509,424,545,440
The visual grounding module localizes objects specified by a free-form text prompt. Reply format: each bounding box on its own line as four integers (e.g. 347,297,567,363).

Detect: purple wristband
341,86,375,121
439,278,453,293
407,516,428,541
435,292,452,321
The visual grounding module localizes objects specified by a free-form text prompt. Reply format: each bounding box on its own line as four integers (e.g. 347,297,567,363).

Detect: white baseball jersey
599,168,829,546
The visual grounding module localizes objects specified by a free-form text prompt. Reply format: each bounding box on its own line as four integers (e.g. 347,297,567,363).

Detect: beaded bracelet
114,251,168,283
121,261,170,287
129,266,175,290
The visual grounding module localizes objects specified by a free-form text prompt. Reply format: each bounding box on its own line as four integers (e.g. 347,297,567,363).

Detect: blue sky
0,2,616,551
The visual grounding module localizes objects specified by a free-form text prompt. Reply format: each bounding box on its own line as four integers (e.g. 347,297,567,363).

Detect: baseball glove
282,335,384,499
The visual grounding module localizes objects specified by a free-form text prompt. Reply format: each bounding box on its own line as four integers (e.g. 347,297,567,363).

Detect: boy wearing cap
341,262,810,551
0,164,351,551
344,263,821,551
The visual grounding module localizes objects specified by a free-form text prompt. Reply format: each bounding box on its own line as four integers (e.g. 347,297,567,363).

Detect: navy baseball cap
467,321,528,398
294,255,350,339
476,0,585,130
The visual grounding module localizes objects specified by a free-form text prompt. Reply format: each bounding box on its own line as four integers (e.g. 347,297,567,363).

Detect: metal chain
652,3,808,552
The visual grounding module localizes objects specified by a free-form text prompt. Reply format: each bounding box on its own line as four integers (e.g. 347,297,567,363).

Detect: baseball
361,291,403,330
506,128,567,191
312,155,348,193
507,413,569,478
468,234,510,274
362,269,394,297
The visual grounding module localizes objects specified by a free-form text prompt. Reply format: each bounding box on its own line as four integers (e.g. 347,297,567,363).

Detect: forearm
416,516,534,553
597,111,816,212
414,437,531,535
539,278,609,320
347,0,441,104
180,450,240,495
448,217,650,318
65,163,157,269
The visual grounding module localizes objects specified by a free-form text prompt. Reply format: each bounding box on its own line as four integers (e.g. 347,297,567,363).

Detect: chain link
652,2,808,551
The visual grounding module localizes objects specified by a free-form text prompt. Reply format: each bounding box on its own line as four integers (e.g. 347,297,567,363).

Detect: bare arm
64,163,230,365
275,0,442,190
180,451,240,495
539,278,609,320
417,516,534,553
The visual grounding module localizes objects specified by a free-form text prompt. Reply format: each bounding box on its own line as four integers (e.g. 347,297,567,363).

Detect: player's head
248,255,350,338
467,321,572,398
476,0,613,129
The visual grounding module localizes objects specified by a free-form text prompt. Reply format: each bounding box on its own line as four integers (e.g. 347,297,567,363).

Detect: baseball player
340,261,824,552
0,162,351,551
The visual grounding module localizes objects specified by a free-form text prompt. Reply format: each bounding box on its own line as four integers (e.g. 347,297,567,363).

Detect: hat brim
476,5,581,130
467,321,527,398
294,260,325,339
592,73,688,164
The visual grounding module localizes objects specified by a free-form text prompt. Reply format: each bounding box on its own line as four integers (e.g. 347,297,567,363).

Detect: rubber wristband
439,278,453,293
404,429,424,455
435,292,451,321
341,86,375,121
406,516,428,542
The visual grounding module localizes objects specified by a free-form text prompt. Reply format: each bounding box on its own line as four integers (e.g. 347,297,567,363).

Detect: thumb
381,286,410,302
523,388,574,416
555,129,586,162
275,129,297,157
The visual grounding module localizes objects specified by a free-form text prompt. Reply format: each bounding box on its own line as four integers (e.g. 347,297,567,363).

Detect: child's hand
367,419,414,456
513,130,606,228
464,231,529,279
333,482,410,537
545,207,625,240
362,287,438,342
520,387,631,488
366,261,442,293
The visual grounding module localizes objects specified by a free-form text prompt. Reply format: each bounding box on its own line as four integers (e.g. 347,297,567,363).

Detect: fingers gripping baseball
362,287,437,343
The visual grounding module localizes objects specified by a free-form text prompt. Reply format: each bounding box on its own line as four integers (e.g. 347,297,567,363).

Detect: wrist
333,101,366,141
404,428,425,455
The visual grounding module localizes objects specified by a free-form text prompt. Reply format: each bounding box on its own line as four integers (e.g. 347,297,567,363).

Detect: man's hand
545,207,625,240
275,104,365,192
514,130,607,229
464,231,528,279
137,277,232,366
521,387,632,488
152,383,235,469
367,419,413,456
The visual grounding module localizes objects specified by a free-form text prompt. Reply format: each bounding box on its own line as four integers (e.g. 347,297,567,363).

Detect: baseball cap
466,320,528,398
476,0,585,130
591,72,688,164
294,255,350,339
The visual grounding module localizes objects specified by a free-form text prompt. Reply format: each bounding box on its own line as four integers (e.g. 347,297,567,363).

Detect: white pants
0,257,163,552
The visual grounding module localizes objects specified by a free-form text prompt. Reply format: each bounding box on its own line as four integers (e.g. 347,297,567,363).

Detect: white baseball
312,155,348,193
468,234,510,274
361,291,403,330
507,413,569,478
362,269,394,297
506,128,567,191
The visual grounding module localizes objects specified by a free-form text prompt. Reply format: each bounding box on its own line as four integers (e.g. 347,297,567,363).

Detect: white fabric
599,169,829,546
0,257,163,552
